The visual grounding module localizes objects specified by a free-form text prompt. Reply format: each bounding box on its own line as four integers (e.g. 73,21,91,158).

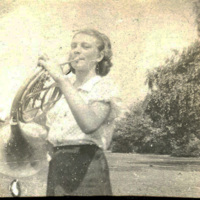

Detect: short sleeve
89,79,117,101
88,77,127,123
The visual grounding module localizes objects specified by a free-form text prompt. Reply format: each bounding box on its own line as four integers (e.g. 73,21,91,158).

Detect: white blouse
19,73,125,150
46,73,124,150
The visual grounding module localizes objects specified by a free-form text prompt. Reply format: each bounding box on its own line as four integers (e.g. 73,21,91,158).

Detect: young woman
38,29,122,196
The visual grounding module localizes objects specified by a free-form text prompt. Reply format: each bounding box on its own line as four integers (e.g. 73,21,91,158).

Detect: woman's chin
72,66,94,74
72,61,87,70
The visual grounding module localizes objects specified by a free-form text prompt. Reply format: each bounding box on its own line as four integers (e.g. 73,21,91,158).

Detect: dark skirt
46,143,112,196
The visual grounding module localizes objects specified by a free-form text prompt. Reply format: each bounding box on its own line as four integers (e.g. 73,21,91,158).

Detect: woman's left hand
37,53,64,83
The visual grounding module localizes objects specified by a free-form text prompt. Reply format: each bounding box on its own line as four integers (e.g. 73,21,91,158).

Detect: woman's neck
75,69,97,88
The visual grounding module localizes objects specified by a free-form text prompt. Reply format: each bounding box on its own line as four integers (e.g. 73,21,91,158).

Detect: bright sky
0,0,198,115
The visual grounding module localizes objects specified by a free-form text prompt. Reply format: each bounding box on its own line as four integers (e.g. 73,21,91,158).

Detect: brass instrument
11,59,78,124
0,58,78,179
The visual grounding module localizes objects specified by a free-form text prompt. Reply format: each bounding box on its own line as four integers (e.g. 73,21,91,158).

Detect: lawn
0,122,199,197
0,152,200,197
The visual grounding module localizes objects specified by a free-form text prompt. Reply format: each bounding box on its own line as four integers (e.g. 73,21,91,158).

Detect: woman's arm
57,77,110,134
38,55,110,134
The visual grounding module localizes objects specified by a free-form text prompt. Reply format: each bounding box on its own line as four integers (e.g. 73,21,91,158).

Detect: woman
38,29,122,196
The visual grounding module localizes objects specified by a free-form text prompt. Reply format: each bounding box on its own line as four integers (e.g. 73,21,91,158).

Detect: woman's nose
73,45,81,54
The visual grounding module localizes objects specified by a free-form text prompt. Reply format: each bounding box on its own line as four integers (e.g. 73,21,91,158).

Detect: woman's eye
71,44,77,49
82,43,91,49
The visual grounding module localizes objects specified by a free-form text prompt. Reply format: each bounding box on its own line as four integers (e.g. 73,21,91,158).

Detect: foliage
145,40,200,156
112,41,200,157
112,1,200,156
111,102,172,154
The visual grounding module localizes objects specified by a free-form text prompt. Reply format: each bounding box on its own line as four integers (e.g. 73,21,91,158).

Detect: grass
0,122,200,197
0,152,200,197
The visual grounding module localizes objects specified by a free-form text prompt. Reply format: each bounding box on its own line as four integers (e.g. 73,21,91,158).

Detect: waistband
46,141,99,156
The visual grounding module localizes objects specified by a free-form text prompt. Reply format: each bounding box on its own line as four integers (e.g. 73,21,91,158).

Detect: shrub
112,41,200,157
145,41,200,157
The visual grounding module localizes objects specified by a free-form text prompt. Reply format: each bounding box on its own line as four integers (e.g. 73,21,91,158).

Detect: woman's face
69,33,102,72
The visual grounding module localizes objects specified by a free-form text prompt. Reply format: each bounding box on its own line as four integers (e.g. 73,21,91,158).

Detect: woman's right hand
37,53,65,83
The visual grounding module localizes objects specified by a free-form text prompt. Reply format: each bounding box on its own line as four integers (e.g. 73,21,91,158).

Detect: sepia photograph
0,0,200,197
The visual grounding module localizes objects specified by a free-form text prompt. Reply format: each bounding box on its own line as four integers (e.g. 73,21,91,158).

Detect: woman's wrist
56,74,67,84
57,75,71,88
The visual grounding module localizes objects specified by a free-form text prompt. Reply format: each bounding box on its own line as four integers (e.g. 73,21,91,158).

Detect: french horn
11,58,79,124
0,58,78,178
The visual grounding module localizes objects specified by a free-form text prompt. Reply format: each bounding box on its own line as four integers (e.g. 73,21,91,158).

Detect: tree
145,41,200,156
112,101,172,154
112,0,200,156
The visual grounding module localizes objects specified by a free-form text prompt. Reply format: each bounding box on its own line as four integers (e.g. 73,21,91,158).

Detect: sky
0,0,198,115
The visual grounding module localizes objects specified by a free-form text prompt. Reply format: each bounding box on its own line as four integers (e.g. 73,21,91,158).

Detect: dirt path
0,152,199,197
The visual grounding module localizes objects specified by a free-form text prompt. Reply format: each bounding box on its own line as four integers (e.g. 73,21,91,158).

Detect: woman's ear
96,51,104,62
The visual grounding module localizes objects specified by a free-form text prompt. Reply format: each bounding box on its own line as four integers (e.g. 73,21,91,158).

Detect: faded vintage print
0,0,200,197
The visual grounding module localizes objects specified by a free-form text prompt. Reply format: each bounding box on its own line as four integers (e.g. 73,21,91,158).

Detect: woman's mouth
78,57,85,61
75,57,85,63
